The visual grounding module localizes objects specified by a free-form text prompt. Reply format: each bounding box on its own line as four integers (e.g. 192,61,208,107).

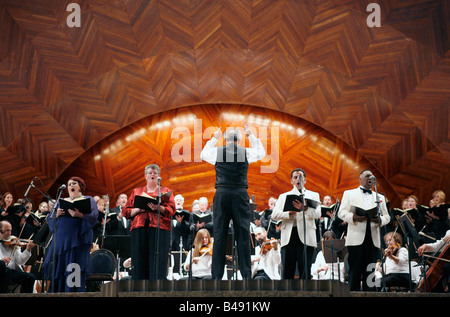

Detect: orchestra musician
418,229,450,292
42,176,99,292
183,229,213,280
200,124,265,280
251,227,281,280
311,231,346,282
122,164,176,280
376,231,411,290
271,168,321,280
338,169,390,291
0,220,36,293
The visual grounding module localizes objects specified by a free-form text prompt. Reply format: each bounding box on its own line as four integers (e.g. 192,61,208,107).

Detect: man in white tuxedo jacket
338,169,390,291
272,168,321,279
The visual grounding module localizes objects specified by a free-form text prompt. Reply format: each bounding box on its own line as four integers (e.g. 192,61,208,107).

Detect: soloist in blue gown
43,196,98,292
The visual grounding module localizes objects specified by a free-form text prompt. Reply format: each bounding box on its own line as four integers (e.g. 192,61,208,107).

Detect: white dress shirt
200,134,266,165
383,247,410,274
426,229,450,253
271,186,321,248
311,250,346,282
183,250,212,278
338,187,390,248
0,243,31,271
251,245,281,280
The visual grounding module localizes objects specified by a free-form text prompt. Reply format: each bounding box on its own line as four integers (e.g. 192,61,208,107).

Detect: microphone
369,175,376,180
59,184,67,190
157,177,162,184
24,177,36,196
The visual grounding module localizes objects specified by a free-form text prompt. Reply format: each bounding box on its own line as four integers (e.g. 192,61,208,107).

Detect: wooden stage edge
1,280,449,298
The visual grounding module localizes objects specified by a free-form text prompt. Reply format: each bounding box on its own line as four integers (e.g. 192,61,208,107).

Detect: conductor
201,124,265,279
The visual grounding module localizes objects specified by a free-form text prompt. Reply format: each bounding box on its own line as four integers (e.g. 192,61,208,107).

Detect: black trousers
0,260,35,293
347,223,379,291
131,226,170,280
212,187,251,279
382,273,410,289
281,226,314,280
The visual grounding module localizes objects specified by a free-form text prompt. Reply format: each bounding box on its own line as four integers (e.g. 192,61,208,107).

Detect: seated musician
311,231,346,282
376,231,411,290
418,229,450,292
183,229,212,280
0,220,36,293
251,227,281,280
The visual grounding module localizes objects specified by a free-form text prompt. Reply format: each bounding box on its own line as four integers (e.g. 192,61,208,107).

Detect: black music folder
283,194,320,211
428,203,450,220
58,197,91,214
350,205,378,219
320,204,337,217
132,191,172,211
5,203,27,214
192,212,212,224
173,209,190,222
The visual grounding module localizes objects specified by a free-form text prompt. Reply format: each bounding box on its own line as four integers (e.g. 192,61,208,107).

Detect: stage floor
1,279,449,298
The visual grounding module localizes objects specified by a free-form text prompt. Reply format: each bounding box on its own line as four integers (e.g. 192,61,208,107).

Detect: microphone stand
299,176,308,285
101,194,109,248
154,178,162,280
188,226,195,281
22,176,58,293
373,178,387,292
49,185,65,292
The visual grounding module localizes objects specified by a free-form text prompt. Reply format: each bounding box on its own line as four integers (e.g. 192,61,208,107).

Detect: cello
416,244,450,292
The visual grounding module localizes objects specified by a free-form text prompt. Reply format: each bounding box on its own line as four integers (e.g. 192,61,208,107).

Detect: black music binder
350,205,378,219
283,194,320,212
133,191,172,211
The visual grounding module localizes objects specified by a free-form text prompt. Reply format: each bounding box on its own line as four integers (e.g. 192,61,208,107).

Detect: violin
199,242,213,256
259,238,279,255
1,236,33,248
388,242,401,253
384,242,401,259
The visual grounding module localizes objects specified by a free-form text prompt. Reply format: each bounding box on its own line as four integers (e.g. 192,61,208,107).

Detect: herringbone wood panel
0,0,449,209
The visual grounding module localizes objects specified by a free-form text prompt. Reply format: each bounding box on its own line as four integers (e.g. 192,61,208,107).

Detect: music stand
102,235,131,283
397,214,419,291
33,221,52,248
398,213,420,253
321,239,347,281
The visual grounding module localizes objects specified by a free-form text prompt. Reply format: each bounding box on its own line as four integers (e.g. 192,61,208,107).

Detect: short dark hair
291,168,305,179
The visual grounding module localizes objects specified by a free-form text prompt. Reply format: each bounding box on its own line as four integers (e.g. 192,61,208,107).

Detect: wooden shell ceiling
0,0,449,209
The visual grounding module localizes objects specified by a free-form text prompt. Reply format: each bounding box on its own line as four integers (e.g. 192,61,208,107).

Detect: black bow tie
361,187,372,194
